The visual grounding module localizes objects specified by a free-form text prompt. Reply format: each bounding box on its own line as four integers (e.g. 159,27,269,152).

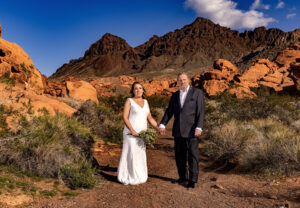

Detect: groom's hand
194,129,202,137
159,128,165,135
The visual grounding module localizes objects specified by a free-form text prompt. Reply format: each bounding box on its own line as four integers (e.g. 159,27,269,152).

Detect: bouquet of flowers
128,128,157,148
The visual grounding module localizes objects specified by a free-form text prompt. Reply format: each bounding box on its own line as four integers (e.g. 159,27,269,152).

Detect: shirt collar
180,85,190,93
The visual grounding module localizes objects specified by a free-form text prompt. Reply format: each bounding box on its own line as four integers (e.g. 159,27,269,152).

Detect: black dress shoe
186,181,195,188
171,178,186,184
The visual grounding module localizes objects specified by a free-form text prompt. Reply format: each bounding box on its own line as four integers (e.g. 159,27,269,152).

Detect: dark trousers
174,137,199,183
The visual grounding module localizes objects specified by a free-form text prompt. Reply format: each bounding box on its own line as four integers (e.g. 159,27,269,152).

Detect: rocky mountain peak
50,17,300,80
84,33,132,57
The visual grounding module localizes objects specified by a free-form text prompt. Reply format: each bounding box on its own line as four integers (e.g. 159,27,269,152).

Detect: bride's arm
123,99,138,136
147,112,158,131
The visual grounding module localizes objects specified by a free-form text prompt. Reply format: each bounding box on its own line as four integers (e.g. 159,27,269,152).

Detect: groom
159,72,205,189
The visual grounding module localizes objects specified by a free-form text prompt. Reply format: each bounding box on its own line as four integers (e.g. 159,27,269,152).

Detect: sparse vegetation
20,63,31,75
1,72,15,86
0,104,17,138
0,112,97,189
75,99,124,144
40,189,57,197
203,93,300,175
21,99,34,114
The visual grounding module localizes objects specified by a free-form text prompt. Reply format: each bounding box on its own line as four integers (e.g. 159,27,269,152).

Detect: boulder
203,80,229,96
66,80,98,103
228,86,257,99
275,43,300,67
238,59,275,85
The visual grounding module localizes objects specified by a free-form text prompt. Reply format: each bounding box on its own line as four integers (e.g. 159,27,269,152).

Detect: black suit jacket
160,87,205,138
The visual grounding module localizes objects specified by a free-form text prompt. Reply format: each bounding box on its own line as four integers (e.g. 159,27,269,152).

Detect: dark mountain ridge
50,17,300,80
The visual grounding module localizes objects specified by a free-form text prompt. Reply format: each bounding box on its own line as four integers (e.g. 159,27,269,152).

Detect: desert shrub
0,105,10,138
217,94,275,121
150,107,165,120
75,100,123,144
61,97,83,110
240,119,300,175
0,113,95,180
291,120,300,133
268,97,300,126
209,93,300,124
0,105,18,138
58,160,97,190
98,95,127,112
204,120,254,163
147,95,170,109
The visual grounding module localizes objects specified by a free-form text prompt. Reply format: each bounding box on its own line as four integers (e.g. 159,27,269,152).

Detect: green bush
58,161,97,189
0,113,95,181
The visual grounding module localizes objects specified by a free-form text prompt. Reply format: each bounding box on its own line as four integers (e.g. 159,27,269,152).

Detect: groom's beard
179,85,188,91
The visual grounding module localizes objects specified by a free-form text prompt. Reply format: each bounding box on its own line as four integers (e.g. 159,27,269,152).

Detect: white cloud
276,1,285,9
184,0,275,29
286,13,296,19
250,0,270,10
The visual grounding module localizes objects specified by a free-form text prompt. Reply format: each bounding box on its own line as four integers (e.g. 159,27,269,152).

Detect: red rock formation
191,59,239,96
190,43,300,98
45,77,98,103
0,25,77,120
275,43,300,67
0,34,44,92
89,75,177,97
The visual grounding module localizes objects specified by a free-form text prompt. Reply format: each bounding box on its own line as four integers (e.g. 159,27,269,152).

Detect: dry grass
204,94,300,175
0,113,97,189
240,119,300,175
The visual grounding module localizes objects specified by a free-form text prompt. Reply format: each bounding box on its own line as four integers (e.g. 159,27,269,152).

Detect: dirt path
30,127,300,208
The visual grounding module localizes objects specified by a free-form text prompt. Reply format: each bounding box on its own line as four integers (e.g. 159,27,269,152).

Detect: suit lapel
176,91,181,108
181,87,193,109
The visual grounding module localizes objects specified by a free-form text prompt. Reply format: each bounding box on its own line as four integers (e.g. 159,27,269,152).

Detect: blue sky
0,0,299,76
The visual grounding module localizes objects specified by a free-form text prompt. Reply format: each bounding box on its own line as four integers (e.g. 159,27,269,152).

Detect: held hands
159,127,166,135
194,129,202,137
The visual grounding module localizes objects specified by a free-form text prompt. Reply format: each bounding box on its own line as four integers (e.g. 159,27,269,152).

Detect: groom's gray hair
177,72,189,78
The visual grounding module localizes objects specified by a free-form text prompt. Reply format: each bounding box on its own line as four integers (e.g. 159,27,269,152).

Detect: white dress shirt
159,85,203,132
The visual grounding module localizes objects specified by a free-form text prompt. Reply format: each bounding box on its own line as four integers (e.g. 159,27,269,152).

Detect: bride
117,81,158,185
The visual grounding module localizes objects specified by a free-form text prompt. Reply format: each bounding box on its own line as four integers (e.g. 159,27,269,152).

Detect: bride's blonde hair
130,81,146,98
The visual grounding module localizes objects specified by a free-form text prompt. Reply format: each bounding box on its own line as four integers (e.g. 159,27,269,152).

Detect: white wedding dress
117,98,149,185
